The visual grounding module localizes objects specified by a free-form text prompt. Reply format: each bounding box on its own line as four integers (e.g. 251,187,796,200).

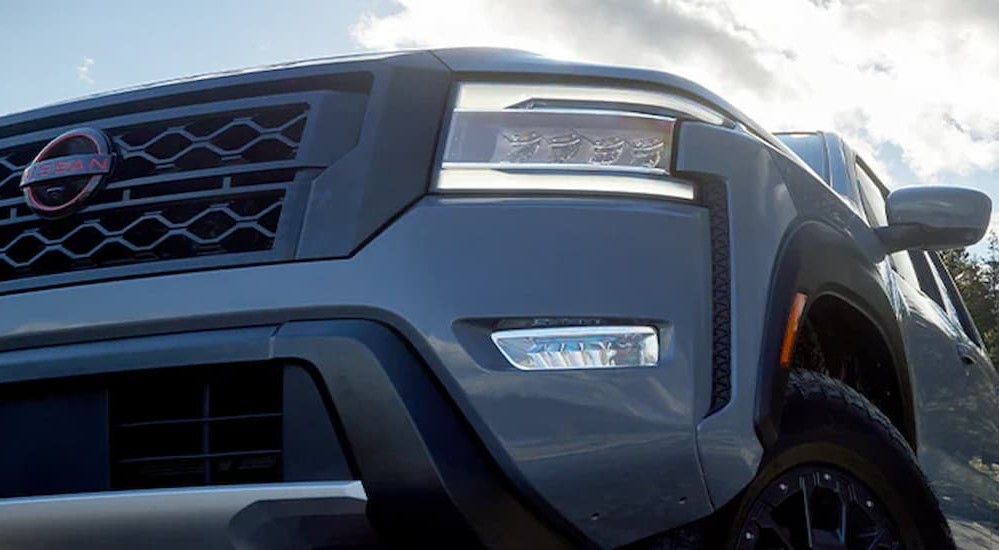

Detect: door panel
853,156,999,545
949,297,999,547
897,276,999,543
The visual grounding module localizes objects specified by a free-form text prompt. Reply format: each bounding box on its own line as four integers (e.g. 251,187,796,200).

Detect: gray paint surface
882,185,992,251
0,197,715,547
675,122,797,506
897,277,999,535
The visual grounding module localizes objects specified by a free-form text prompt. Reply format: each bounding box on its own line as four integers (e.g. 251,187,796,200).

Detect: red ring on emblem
19,127,114,218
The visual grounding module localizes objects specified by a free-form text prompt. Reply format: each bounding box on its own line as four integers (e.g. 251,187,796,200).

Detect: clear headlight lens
444,109,673,174
491,326,660,370
435,83,726,200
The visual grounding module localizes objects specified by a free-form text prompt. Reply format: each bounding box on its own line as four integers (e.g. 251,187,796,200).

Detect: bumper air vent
109,364,284,490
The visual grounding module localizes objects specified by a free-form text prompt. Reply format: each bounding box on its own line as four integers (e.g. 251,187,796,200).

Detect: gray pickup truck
0,48,995,549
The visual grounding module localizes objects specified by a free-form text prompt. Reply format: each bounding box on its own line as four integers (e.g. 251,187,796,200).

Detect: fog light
491,326,659,370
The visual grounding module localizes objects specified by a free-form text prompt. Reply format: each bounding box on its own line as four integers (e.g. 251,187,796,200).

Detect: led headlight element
444,109,673,174
435,83,712,200
491,326,660,370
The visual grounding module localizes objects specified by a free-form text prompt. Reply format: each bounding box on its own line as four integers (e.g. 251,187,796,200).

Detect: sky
2,0,998,246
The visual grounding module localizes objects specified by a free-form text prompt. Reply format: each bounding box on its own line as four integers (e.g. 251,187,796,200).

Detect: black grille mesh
0,104,308,281
0,105,307,200
0,182,286,279
110,364,283,489
109,105,306,183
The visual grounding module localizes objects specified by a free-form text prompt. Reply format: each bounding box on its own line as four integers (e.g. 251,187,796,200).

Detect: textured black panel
110,363,284,490
282,364,355,481
0,361,353,498
704,181,732,415
0,389,109,498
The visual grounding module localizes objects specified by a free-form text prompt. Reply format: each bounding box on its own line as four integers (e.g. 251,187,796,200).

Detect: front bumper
0,196,714,548
0,482,371,549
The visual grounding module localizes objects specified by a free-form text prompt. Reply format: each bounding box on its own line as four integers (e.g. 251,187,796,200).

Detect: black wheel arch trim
754,220,917,451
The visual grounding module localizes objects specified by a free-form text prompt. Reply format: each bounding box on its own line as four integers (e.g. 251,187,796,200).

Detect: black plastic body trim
703,179,733,415
753,221,917,449
274,321,577,549
0,320,575,549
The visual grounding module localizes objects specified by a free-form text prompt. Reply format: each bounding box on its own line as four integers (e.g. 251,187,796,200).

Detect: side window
926,254,961,323
908,250,945,307
855,160,920,286
856,162,888,227
928,251,984,345
890,243,921,287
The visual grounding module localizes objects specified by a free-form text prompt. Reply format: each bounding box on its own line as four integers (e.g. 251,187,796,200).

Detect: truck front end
0,49,804,549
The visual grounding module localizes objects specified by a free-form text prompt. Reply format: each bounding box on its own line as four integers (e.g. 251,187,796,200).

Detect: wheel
725,370,953,549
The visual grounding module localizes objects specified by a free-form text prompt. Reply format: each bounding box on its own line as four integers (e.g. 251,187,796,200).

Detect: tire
723,370,953,549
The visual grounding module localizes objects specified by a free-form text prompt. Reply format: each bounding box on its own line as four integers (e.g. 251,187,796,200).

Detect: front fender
674,122,906,509
753,221,915,450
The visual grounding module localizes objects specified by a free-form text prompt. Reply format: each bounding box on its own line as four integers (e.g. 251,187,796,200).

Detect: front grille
0,361,353,498
0,173,288,279
109,106,305,181
0,105,307,202
0,101,312,283
110,364,283,490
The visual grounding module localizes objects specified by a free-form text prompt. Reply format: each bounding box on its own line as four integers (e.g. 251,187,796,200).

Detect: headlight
435,83,727,200
445,109,674,173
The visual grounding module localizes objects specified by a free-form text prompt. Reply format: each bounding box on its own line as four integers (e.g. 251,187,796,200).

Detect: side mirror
876,186,992,253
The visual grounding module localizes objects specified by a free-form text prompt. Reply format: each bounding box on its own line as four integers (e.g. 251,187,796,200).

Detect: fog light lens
491,326,659,370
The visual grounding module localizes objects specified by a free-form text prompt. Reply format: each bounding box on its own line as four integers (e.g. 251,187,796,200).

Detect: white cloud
989,211,999,234
351,0,999,183
76,57,95,85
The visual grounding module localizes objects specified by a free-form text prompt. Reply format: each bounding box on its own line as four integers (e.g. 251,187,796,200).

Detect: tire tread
782,369,953,548
786,369,915,463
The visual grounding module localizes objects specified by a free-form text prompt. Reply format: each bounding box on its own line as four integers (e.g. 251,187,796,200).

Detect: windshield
776,133,829,184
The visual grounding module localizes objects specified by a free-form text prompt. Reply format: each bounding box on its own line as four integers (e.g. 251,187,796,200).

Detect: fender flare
753,220,917,450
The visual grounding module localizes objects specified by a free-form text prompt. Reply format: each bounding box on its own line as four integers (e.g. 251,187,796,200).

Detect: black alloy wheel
719,370,953,550
735,465,899,549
